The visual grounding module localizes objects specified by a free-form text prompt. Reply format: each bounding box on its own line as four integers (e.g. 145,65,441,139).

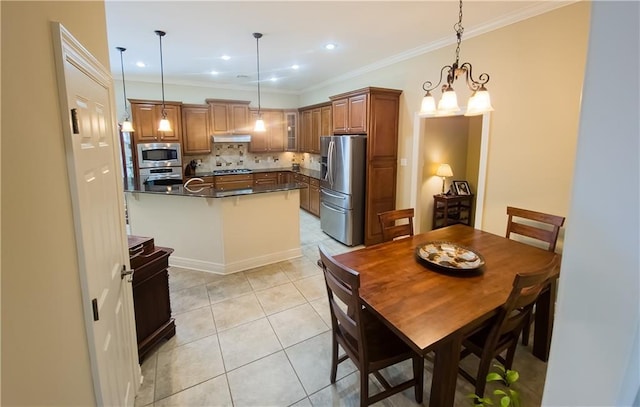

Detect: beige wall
300,2,590,250
1,1,110,405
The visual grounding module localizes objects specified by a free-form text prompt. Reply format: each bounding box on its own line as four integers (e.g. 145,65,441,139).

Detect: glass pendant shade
437,88,460,114
420,92,437,115
465,89,494,116
121,120,134,133
158,117,172,132
254,118,266,132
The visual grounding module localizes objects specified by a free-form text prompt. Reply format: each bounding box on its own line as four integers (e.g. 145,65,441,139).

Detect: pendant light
420,0,494,117
155,30,172,132
116,47,134,132
253,32,266,132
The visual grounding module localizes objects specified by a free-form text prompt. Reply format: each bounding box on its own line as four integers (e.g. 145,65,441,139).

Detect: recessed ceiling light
221,55,231,61
136,61,146,67
210,70,219,75
291,64,300,70
270,77,278,82
325,43,336,50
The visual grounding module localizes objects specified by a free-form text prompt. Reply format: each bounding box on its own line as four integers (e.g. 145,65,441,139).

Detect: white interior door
51,23,139,406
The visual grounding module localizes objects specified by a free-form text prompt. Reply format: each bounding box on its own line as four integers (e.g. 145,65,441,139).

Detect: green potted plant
468,364,521,407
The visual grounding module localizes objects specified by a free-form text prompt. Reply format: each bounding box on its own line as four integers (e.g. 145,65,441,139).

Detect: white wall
542,2,640,405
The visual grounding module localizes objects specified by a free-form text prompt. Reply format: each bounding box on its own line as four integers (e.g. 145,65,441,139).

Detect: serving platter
415,241,485,272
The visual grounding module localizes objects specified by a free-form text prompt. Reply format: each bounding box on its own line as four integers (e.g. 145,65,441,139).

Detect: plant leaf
506,370,519,385
493,364,506,373
494,389,508,396
500,395,511,407
486,372,503,382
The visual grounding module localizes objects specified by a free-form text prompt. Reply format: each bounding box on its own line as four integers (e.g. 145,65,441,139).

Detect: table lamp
436,164,453,194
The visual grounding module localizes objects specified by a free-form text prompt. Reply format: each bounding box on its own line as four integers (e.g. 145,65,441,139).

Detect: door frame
409,111,491,233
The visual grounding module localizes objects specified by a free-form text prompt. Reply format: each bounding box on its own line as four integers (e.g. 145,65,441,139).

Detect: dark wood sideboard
128,235,175,362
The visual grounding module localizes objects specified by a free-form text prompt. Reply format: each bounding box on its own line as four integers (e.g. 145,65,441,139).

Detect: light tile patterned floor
135,210,547,406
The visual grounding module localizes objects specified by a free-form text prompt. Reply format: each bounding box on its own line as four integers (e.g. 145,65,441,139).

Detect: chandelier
420,0,494,117
155,30,172,132
116,46,134,132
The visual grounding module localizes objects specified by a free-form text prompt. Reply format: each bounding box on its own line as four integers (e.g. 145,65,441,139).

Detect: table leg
430,334,462,407
532,278,557,361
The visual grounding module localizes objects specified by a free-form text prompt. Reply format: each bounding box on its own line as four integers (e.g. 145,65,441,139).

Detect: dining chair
505,206,565,252
457,255,560,398
506,206,565,345
378,208,415,242
318,246,424,407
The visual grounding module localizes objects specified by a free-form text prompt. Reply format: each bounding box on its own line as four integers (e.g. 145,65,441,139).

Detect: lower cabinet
254,172,278,186
128,235,175,362
294,173,310,211
215,174,253,190
309,178,320,217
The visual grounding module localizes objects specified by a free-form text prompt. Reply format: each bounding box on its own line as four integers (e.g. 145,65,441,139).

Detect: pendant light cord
156,30,167,119
254,33,263,115
116,47,129,120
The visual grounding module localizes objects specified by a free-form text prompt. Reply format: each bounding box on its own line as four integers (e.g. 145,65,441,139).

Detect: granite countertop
125,182,305,199
193,167,323,180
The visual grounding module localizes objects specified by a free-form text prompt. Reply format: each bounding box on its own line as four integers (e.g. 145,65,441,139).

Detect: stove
213,169,253,175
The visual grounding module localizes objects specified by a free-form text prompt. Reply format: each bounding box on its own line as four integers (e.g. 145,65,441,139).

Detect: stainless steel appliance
320,135,367,246
139,167,183,185
137,142,182,168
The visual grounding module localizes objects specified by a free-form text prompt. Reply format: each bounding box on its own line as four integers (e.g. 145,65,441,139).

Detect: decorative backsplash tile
191,143,321,174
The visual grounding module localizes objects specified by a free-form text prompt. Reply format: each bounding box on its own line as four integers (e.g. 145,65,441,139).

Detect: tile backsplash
188,143,321,174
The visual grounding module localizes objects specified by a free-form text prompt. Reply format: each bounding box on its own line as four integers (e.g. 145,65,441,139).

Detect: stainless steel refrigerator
320,135,367,246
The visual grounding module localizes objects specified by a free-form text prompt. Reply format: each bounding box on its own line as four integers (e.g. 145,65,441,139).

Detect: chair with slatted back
318,246,424,407
378,208,415,242
458,255,560,398
505,206,565,252
506,206,565,345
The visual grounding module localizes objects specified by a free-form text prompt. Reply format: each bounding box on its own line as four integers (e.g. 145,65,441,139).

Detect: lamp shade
436,163,453,177
254,118,266,132
437,88,460,114
121,120,134,133
158,118,172,132
465,88,494,116
420,92,437,115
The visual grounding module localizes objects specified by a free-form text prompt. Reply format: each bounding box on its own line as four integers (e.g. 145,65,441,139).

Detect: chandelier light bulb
420,92,437,115
465,88,494,116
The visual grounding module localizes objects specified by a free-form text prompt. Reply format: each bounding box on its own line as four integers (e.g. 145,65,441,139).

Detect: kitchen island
125,182,304,274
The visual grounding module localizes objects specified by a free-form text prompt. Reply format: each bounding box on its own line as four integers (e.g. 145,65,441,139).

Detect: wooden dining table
333,224,559,407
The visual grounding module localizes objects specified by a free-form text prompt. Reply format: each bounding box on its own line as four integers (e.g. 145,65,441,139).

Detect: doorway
409,112,491,233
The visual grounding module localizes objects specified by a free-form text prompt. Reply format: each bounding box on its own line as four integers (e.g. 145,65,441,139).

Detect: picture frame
453,180,472,196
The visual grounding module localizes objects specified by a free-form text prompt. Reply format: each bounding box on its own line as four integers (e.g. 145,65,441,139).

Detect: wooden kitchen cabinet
285,111,298,152
278,171,292,184
184,175,214,188
253,172,278,186
294,173,310,211
330,87,402,245
182,104,211,155
249,109,285,153
298,102,331,153
331,93,367,134
130,99,182,143
309,177,320,217
128,235,175,362
206,99,251,135
215,174,253,190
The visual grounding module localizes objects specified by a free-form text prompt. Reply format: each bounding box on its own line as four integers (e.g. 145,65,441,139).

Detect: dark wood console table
128,235,175,362
432,194,474,229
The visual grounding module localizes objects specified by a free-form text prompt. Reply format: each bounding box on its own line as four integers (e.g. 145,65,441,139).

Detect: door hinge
92,298,99,321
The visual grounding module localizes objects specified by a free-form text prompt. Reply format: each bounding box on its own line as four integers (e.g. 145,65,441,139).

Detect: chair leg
505,343,518,370
522,313,531,345
360,370,369,407
330,334,338,383
474,354,493,398
412,355,424,403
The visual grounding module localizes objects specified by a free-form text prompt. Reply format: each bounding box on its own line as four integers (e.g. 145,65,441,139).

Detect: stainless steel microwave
137,142,182,168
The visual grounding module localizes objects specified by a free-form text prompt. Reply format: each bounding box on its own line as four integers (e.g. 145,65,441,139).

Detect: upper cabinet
182,104,211,155
130,99,182,143
329,87,403,246
285,110,298,152
248,109,285,153
331,93,367,134
298,102,331,154
206,99,251,135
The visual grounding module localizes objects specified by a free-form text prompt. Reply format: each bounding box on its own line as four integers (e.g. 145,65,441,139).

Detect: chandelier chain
454,0,464,64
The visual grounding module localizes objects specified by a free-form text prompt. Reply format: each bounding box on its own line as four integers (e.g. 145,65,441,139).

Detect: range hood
212,134,251,143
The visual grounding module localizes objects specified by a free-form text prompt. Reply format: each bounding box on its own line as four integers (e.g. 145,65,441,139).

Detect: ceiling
105,1,571,94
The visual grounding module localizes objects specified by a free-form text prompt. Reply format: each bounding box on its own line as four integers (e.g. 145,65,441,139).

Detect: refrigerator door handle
321,201,346,214
322,190,346,200
327,140,335,187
